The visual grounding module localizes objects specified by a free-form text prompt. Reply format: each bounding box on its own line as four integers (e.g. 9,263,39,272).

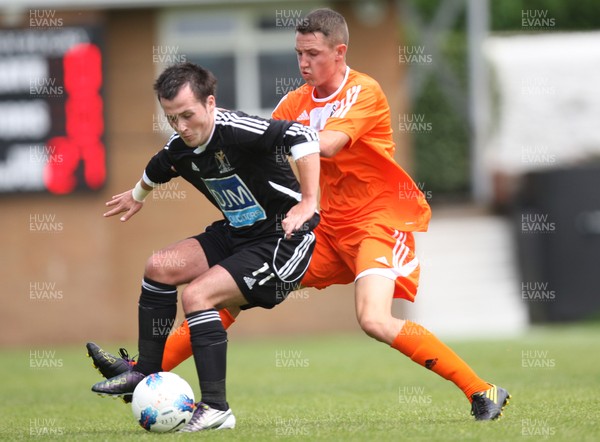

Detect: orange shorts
301,222,420,301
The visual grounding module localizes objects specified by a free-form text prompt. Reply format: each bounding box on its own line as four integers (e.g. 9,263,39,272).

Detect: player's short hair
153,62,217,103
296,8,349,47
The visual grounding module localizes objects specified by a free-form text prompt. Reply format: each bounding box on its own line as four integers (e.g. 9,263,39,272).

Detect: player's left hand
281,200,316,239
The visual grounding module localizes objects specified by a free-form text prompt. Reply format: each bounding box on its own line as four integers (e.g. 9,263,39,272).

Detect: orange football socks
161,308,235,371
161,314,488,400
391,320,490,400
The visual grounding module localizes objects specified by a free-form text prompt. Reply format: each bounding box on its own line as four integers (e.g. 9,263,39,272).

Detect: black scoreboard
0,26,105,194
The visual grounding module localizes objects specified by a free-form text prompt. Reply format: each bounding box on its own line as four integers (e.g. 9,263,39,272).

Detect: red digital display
0,26,105,195
45,43,105,194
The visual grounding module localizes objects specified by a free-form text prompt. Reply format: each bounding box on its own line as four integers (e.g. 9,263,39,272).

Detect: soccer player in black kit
91,62,320,432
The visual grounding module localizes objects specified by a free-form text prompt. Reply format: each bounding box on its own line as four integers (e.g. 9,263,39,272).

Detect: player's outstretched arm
282,152,320,239
103,180,152,222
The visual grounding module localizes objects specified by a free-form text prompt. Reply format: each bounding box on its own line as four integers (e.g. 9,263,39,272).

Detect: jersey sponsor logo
202,174,266,228
215,150,234,173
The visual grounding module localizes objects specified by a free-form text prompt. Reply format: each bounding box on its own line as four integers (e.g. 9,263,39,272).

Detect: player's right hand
103,190,143,222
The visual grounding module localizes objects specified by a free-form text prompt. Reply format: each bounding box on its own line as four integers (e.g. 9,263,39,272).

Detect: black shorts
192,220,316,310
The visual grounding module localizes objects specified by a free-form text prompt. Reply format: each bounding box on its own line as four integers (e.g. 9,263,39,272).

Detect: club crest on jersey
215,150,234,174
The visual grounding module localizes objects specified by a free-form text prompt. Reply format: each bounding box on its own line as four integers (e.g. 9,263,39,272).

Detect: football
131,372,195,432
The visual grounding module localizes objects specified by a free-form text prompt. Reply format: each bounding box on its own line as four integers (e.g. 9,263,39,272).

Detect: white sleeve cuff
290,141,320,161
141,171,158,188
131,181,150,203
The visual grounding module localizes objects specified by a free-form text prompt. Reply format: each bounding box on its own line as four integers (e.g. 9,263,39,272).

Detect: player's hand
103,190,143,222
281,199,316,239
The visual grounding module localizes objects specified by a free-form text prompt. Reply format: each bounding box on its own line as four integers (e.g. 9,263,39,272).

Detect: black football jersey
143,109,319,237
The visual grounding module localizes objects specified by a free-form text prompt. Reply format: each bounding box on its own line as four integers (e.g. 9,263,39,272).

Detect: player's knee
180,288,192,312
181,285,213,313
358,316,387,342
143,252,178,285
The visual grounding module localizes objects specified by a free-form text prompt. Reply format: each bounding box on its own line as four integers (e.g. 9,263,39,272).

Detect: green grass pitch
2,324,599,441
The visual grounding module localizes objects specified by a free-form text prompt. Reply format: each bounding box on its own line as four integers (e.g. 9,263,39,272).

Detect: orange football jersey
272,68,431,232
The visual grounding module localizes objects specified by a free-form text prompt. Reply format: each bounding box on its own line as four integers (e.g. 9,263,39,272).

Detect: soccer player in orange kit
89,8,509,421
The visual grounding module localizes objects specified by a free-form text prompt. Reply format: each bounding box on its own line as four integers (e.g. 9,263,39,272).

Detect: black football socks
187,308,229,411
134,277,178,375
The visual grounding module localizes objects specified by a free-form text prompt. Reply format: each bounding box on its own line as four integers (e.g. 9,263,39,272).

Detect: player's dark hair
296,8,349,46
153,62,217,103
